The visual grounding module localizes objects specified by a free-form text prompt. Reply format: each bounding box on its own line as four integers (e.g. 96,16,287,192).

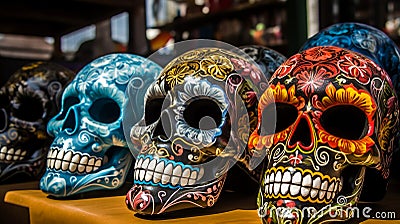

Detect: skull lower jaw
258,166,366,224
126,153,230,215
0,146,47,183
126,172,227,215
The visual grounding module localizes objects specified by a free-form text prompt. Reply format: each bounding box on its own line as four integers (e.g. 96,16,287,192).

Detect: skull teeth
0,146,27,162
134,156,204,188
46,148,103,174
263,167,342,204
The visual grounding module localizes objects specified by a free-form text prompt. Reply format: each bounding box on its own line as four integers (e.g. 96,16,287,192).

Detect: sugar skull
0,61,75,183
249,46,399,223
300,22,400,202
300,22,400,103
40,53,161,197
240,45,287,81
125,46,271,215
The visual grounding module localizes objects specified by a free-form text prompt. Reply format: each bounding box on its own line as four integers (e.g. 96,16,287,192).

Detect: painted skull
238,45,287,180
0,61,74,183
300,22,400,103
125,47,270,215
249,46,399,223
300,22,400,202
240,45,287,81
40,53,161,197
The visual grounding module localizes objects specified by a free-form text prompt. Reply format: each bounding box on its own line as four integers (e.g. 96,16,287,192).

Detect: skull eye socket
260,102,297,135
184,98,222,130
56,96,80,121
320,105,368,140
144,98,165,125
12,94,44,121
89,98,120,123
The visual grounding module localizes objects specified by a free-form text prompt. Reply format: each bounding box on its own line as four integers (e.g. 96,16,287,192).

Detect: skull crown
0,61,74,183
40,53,161,197
125,47,272,215
250,46,399,223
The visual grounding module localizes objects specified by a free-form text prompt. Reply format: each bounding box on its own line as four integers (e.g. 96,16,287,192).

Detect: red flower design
338,54,372,84
289,154,303,165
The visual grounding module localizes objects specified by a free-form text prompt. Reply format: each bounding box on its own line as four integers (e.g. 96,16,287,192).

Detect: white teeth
56,150,64,160
64,151,72,161
290,185,301,195
155,161,164,173
302,174,312,187
197,168,204,180
264,168,341,203
80,156,88,166
0,147,27,162
88,158,95,166
142,158,150,169
55,159,62,170
94,159,101,167
86,166,93,173
173,166,182,177
313,176,321,189
310,189,318,199
273,183,281,195
148,159,156,171
301,187,310,197
145,169,154,182
275,171,282,182
46,148,103,174
62,160,69,171
134,157,202,187
69,162,77,172
292,172,302,184
282,171,291,183
281,183,289,195
139,169,145,181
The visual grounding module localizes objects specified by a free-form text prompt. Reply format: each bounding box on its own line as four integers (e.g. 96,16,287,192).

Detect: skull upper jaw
40,135,133,197
0,130,49,183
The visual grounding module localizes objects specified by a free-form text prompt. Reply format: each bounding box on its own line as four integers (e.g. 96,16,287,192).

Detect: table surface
4,173,400,224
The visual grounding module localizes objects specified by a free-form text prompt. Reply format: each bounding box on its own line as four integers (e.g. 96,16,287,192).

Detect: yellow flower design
248,83,305,151
200,54,234,81
315,83,377,155
162,61,200,88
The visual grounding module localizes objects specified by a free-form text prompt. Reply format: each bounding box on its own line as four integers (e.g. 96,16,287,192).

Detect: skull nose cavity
62,109,77,134
288,115,313,149
152,111,172,141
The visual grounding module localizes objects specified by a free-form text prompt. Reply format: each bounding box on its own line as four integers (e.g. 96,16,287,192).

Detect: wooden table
3,178,400,224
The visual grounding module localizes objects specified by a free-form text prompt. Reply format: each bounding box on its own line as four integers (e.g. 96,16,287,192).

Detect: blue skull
40,53,162,197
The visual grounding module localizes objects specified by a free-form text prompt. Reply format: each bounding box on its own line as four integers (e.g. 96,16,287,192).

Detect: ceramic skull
300,22,400,202
240,45,287,82
300,22,400,103
40,53,161,197
125,47,271,215
0,61,74,183
249,46,399,223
